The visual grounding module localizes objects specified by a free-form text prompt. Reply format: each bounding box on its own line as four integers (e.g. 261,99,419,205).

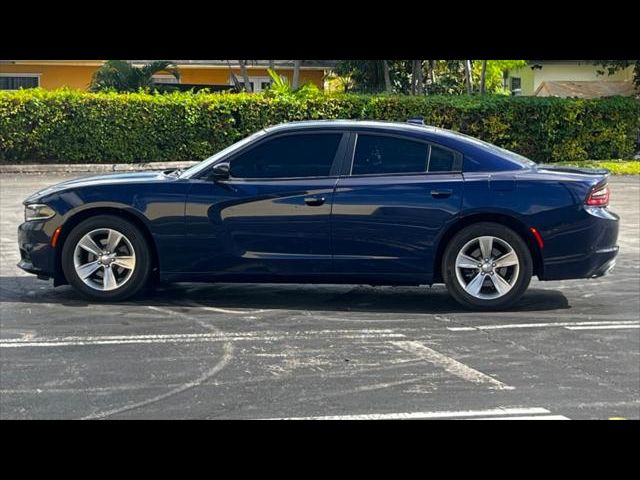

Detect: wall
507,62,634,96
0,62,326,91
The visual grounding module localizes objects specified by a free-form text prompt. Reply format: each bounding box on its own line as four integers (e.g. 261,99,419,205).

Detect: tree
383,60,392,93
479,60,488,95
473,60,527,94
593,60,640,88
292,60,302,89
89,60,180,92
463,60,473,94
239,60,252,92
268,60,275,86
414,60,424,95
334,60,388,93
334,59,526,95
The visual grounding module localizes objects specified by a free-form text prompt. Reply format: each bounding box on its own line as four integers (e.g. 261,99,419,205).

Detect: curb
0,161,199,174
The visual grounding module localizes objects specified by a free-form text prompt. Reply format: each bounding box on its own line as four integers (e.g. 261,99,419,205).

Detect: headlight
25,204,56,222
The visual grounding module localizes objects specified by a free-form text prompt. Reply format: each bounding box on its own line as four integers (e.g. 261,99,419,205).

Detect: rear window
352,135,429,175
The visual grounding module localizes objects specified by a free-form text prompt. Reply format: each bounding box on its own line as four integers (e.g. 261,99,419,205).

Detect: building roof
534,80,638,98
0,60,338,70
129,60,338,69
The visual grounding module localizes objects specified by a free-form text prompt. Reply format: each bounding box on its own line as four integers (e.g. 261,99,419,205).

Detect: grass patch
554,159,640,175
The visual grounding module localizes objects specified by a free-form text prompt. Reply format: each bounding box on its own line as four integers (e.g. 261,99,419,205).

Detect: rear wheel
61,215,152,301
442,222,532,310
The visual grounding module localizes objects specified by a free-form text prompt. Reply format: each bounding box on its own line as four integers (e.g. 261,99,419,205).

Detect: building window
0,74,40,90
510,77,522,92
230,75,280,93
151,74,179,84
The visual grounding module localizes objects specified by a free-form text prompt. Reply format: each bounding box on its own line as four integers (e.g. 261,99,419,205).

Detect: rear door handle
304,196,326,206
431,189,452,198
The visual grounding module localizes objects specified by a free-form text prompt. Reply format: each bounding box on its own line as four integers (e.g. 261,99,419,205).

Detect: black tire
442,222,533,310
61,215,152,301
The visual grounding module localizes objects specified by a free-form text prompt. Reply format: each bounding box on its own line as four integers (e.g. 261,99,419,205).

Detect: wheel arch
53,206,160,286
433,212,543,283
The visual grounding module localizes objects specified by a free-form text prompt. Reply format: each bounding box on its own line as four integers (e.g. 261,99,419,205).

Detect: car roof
263,120,484,148
264,119,438,134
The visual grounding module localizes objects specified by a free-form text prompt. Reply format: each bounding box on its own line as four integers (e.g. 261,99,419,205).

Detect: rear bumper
539,206,619,281
542,246,618,280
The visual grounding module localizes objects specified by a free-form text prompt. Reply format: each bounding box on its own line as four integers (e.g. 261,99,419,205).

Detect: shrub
1,88,638,163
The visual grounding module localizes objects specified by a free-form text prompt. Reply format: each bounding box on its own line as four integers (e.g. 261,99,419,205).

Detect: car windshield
179,129,269,178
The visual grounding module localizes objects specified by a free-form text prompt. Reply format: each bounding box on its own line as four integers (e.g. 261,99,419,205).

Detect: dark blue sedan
18,120,619,309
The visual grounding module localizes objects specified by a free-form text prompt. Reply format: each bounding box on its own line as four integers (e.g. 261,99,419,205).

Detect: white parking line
473,415,569,420
565,324,640,331
447,320,639,332
391,340,513,390
0,329,407,348
268,407,560,420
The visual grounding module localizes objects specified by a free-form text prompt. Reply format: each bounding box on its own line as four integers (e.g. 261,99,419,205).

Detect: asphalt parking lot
1,173,638,420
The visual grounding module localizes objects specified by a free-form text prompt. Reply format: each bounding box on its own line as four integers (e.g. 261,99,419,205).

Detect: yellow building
0,60,335,92
505,60,636,97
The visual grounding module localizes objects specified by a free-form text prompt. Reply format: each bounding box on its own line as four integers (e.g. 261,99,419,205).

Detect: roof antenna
407,116,425,126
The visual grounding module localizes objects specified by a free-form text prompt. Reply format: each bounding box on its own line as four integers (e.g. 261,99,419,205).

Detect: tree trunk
239,60,252,92
268,60,275,85
425,60,434,94
416,60,424,95
464,60,473,94
480,60,487,95
292,60,302,89
383,60,392,93
411,60,417,95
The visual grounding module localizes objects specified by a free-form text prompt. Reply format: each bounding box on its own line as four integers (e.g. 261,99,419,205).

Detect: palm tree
89,60,180,92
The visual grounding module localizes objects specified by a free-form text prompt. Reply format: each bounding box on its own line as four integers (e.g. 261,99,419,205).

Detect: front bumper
17,220,56,278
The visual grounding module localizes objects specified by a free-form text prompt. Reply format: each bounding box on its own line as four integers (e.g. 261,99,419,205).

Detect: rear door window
351,134,429,175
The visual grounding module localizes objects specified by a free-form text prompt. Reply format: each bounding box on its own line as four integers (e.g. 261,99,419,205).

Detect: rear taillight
585,184,610,206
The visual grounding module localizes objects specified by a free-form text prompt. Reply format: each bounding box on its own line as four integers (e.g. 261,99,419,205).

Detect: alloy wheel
454,235,520,300
73,228,136,291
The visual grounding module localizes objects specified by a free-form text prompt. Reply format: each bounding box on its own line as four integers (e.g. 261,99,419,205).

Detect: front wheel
442,222,532,310
61,215,152,301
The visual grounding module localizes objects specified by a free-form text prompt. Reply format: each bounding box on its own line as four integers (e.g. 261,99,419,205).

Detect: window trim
214,130,349,181
347,131,463,177
0,73,41,90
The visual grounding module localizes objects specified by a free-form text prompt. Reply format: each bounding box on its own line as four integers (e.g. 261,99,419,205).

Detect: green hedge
1,88,638,163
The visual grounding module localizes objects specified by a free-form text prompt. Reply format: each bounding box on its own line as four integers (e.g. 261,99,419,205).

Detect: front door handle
431,189,452,199
304,196,326,206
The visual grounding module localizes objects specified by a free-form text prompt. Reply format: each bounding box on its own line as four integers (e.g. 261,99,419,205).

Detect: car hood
24,170,175,204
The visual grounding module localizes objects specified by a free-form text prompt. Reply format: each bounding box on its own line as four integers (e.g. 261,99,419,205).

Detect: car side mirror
209,162,230,181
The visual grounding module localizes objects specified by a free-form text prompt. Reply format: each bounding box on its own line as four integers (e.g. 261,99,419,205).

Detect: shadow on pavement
0,276,570,314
